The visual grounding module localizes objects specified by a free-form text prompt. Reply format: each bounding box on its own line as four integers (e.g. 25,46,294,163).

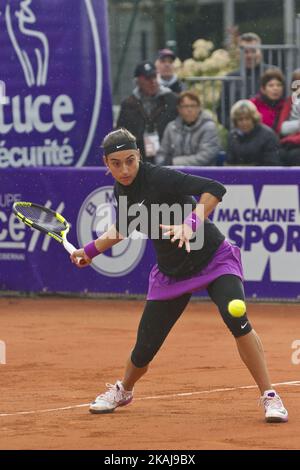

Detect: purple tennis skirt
147,240,244,301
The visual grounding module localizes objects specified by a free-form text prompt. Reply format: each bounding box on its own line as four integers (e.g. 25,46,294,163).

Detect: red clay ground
0,297,299,450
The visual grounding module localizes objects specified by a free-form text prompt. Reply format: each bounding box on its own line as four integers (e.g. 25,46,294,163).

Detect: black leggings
131,275,252,368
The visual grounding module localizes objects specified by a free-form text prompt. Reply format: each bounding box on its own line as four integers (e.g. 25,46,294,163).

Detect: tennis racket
12,202,79,256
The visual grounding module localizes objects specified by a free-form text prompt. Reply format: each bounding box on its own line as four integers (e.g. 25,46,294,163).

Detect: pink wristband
84,241,100,259
184,213,201,232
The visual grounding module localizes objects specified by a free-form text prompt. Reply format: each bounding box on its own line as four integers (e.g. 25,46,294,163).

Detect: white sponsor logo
0,81,8,105
213,185,300,282
0,0,102,167
0,194,66,260
116,144,125,149
0,341,6,365
5,0,49,87
291,340,300,365
291,80,300,106
76,187,146,277
241,322,248,329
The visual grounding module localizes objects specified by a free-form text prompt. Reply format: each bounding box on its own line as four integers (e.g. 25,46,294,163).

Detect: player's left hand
160,223,194,253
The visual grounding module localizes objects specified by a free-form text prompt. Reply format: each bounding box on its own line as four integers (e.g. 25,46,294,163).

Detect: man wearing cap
156,48,184,95
117,60,178,162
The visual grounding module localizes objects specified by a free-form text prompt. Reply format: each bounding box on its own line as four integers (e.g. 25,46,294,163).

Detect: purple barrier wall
1,167,300,300
0,0,112,168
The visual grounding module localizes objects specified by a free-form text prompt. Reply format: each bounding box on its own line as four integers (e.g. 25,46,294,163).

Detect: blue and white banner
1,168,300,299
0,0,112,167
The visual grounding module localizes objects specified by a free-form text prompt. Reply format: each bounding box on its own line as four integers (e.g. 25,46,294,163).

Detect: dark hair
177,90,201,106
260,68,285,88
240,32,262,44
102,128,136,153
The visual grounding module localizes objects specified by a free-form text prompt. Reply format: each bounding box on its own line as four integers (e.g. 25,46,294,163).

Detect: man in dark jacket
218,33,272,129
117,61,178,162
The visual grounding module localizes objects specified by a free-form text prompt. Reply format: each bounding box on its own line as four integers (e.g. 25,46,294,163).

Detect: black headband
104,141,138,156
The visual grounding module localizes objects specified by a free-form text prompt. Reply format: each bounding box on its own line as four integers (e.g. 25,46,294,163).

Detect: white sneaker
89,380,133,414
261,390,288,423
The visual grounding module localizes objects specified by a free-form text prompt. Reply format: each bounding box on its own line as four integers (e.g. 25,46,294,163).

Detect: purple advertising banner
0,0,112,168
1,167,300,300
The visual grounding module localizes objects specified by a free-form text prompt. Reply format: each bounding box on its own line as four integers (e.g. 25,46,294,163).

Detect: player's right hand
70,248,92,268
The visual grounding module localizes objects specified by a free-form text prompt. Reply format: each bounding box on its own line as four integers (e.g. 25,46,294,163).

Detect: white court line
0,380,299,418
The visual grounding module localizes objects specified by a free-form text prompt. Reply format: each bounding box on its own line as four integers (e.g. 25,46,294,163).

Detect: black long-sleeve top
114,162,226,278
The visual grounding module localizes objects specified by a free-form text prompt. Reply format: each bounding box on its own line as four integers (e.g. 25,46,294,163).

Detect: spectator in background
156,91,220,166
228,100,280,166
251,68,285,129
117,61,178,162
156,48,184,94
276,69,300,165
218,32,271,129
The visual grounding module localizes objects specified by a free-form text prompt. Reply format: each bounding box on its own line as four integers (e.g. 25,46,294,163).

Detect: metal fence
185,43,300,129
240,44,298,96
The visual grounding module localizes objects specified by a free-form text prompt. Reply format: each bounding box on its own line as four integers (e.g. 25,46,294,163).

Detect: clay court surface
0,297,299,450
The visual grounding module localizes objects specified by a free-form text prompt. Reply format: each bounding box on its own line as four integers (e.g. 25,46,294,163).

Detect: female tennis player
71,128,288,423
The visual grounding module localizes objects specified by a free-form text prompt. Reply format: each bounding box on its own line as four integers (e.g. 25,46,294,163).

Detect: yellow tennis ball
228,299,246,317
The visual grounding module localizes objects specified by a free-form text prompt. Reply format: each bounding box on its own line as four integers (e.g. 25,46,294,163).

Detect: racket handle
63,239,79,256
63,239,85,265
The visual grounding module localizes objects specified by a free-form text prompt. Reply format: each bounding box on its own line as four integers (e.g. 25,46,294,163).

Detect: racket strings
17,206,66,232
